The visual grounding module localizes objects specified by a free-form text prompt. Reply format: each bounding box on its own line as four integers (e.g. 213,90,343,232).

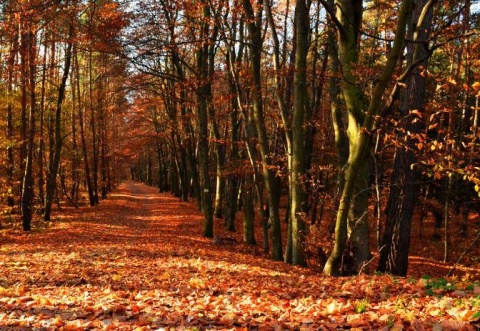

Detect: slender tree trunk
75,51,95,206
178,143,190,202
155,144,166,192
225,176,239,232
378,0,434,276
242,0,283,260
89,51,99,205
173,135,188,200
162,1,199,203
44,24,74,221
19,17,29,200
324,0,368,276
225,100,242,232
286,0,309,266
5,23,18,207
38,29,49,209
264,0,294,262
242,173,257,245
21,24,37,231
100,86,108,198
70,59,80,202
210,52,225,219
214,140,226,219
197,3,215,238
245,115,270,253
223,23,256,240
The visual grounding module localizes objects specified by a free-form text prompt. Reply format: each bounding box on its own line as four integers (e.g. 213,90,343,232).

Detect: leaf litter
0,181,479,330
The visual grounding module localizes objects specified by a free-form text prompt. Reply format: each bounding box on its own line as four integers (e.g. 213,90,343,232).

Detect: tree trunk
286,0,309,266
38,29,49,209
21,23,37,231
213,121,226,219
75,51,96,206
100,87,109,198
197,2,215,238
5,19,18,207
70,48,80,203
264,0,294,262
19,14,29,201
242,0,283,260
327,5,348,214
242,173,257,245
224,85,242,232
378,0,434,276
89,51,100,205
323,0,412,276
44,24,74,221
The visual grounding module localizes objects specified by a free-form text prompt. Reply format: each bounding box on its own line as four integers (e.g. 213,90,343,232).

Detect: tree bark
242,0,283,261
378,0,434,276
74,51,96,207
20,20,37,231
242,173,257,245
44,24,74,221
5,14,18,207
196,2,215,238
89,51,100,205
286,0,309,266
323,0,412,276
38,29,49,209
328,20,348,208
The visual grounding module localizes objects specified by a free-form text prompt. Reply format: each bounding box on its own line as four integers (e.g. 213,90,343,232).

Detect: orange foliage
0,182,479,330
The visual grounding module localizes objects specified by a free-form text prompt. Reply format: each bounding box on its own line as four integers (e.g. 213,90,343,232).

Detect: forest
1,0,480,329
1,0,480,277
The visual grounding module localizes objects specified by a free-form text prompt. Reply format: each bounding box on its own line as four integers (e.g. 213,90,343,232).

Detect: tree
285,0,309,266
322,0,413,275
378,0,435,276
2,0,19,208
242,0,283,261
191,1,218,238
44,14,75,221
20,3,38,231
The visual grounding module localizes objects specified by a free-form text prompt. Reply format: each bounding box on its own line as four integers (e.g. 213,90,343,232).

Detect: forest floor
0,181,479,330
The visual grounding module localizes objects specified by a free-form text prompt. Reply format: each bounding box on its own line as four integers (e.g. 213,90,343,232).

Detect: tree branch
317,0,346,36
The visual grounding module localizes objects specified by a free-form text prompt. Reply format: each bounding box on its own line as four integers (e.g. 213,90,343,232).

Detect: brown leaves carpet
0,181,479,330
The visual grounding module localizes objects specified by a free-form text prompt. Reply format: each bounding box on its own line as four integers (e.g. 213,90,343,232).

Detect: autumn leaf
0,181,479,330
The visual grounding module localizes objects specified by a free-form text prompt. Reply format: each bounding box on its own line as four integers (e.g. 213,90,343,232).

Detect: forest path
0,181,479,330
0,181,316,330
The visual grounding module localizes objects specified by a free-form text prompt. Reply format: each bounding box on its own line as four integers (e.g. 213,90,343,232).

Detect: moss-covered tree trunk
323,0,412,276
285,0,309,266
328,18,348,206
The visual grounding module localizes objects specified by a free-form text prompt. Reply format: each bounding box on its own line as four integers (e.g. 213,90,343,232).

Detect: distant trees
0,0,129,228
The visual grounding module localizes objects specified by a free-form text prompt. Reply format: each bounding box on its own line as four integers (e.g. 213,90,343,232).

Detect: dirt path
0,181,478,330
